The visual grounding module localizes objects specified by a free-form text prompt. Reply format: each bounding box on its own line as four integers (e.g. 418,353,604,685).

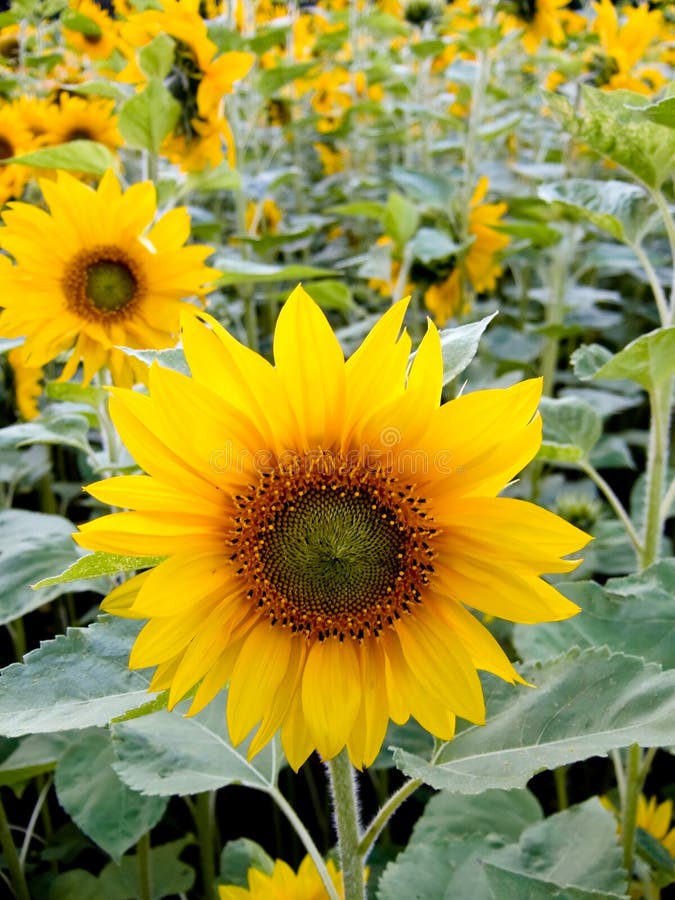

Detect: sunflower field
0,0,674,897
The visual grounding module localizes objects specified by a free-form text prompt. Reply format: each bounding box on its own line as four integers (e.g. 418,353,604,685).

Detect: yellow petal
301,637,361,759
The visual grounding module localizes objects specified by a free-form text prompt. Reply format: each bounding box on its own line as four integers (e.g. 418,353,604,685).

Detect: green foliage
577,328,675,391
0,141,118,175
219,839,275,888
538,397,602,463
118,79,181,154
33,552,164,590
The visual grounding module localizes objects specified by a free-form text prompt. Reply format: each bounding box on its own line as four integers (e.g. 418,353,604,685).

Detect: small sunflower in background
0,169,218,387
62,0,122,63
0,101,37,205
425,175,510,325
76,285,589,771
219,855,346,899
502,0,571,54
43,93,122,155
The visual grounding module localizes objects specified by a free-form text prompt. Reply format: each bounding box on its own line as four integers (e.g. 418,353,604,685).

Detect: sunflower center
62,246,145,321
67,127,94,141
230,451,437,642
514,0,537,22
0,137,14,160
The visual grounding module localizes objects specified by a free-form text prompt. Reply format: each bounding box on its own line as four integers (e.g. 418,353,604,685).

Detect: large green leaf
376,789,542,900
55,729,167,860
545,87,675,189
384,191,419,247
215,257,334,285
0,413,93,455
538,179,655,243
582,327,675,390
111,691,280,797
393,649,675,793
118,78,181,154
538,396,602,463
411,312,497,386
629,95,675,130
0,510,89,626
514,562,675,668
0,733,74,791
0,618,155,736
0,140,118,175
482,798,627,899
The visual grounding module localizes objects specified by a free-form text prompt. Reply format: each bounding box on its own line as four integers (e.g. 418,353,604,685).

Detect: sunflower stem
193,792,217,900
267,785,340,900
358,777,422,860
0,791,31,900
640,381,672,570
578,460,642,557
553,766,569,812
327,749,365,900
621,743,643,879
650,189,675,325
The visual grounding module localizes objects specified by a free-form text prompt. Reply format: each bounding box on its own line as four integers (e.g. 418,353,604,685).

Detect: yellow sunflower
219,855,344,899
590,0,667,95
504,0,569,54
43,93,122,153
0,170,218,386
425,176,510,325
63,0,121,62
75,285,588,770
0,101,36,206
7,349,43,421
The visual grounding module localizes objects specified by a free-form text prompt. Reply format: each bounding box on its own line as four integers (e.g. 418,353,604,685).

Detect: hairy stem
327,749,365,900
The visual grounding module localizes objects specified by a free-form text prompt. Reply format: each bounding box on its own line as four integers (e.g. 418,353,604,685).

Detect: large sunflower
76,286,589,770
0,169,218,386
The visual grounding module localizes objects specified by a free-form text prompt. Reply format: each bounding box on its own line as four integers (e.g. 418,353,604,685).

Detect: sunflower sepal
33,552,167,591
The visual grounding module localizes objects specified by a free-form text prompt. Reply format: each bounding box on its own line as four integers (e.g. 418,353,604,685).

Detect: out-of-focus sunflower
590,0,667,95
76,285,588,770
219,855,345,899
503,0,570,54
425,176,510,325
0,101,36,206
63,0,121,61
7,349,42,421
44,93,122,153
161,112,233,172
0,170,218,386
13,96,58,145
245,198,283,236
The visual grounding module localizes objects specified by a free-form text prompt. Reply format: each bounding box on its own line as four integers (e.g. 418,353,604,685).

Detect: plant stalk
640,380,672,570
327,749,365,900
0,791,31,900
193,792,217,900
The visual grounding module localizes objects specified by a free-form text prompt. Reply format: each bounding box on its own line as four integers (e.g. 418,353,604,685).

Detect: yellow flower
505,0,570,54
219,855,344,899
0,101,36,206
63,0,121,61
43,93,122,154
314,142,348,175
245,198,283,236
425,176,510,325
0,170,218,387
13,96,58,145
7,348,43,421
161,113,233,172
590,0,667,94
637,796,675,857
76,285,589,770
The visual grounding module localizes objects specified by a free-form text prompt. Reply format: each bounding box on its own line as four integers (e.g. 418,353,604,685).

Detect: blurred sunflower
0,101,36,205
76,286,588,770
7,349,42,421
0,170,218,386
504,0,569,54
219,855,344,899
590,0,667,95
425,176,510,325
44,93,122,153
161,112,233,172
63,0,121,62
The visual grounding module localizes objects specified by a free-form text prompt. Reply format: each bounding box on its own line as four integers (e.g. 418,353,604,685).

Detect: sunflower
161,112,235,172
219,855,344,899
76,285,588,770
425,176,510,325
0,101,36,206
7,349,43,421
43,93,122,153
504,0,569,54
590,0,667,95
63,0,121,62
0,169,218,386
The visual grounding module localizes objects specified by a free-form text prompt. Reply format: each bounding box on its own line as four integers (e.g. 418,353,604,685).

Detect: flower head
76,286,589,769
0,169,218,386
219,855,344,899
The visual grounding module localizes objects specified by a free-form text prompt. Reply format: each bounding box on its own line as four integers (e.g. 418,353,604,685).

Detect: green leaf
409,227,460,264
377,790,542,900
111,692,280,796
328,201,387,224
55,730,167,859
424,312,498,385
538,179,655,243
97,837,195,900
116,346,190,376
583,327,675,390
0,412,92,454
61,9,101,36
69,80,129,100
185,161,241,193
538,396,602,463
571,343,615,381
514,562,675,669
118,79,181,154
628,95,675,130
215,257,334,286
138,33,175,80
33,552,163,591
0,733,74,791
305,279,354,312
0,141,118,175
219,838,274,888
390,166,456,209
393,648,675,793
257,61,317,96
545,86,675,189
482,798,627,900
384,191,419,247
0,510,85,626
45,381,106,408
48,871,101,900
0,617,156,736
